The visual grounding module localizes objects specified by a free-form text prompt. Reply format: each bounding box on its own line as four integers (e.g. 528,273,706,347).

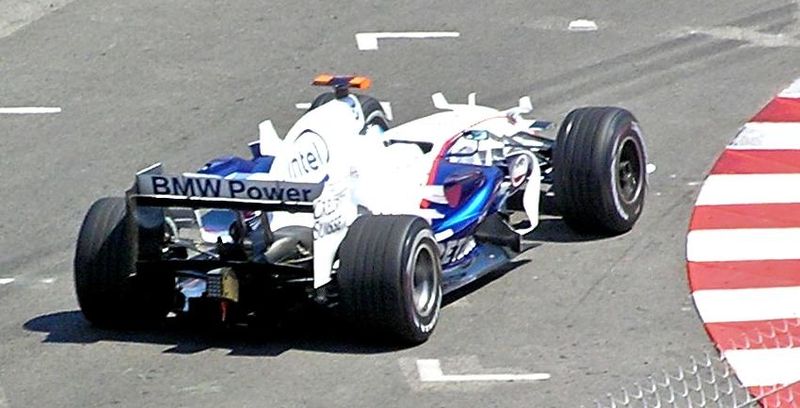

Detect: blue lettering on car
172,177,196,196
151,176,170,194
194,178,222,197
143,175,316,203
286,188,301,201
262,187,284,200
246,186,262,199
228,180,245,197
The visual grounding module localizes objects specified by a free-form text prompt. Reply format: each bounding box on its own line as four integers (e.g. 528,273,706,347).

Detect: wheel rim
411,244,438,317
615,136,643,204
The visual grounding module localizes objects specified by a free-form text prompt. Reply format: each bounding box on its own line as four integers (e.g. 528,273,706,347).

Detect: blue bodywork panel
424,161,510,288
428,162,503,236
195,152,275,240
199,155,274,177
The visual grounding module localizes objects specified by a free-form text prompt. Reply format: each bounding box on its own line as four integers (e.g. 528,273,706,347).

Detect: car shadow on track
524,217,609,243
23,308,411,357
23,260,534,357
443,259,531,306
519,194,613,243
22,199,594,357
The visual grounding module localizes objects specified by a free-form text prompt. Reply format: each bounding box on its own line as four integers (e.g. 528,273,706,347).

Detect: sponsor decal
288,130,330,178
438,236,475,265
138,175,319,202
312,185,348,240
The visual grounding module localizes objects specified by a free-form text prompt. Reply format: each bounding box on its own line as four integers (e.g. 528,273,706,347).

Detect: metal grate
586,353,756,408
588,317,800,407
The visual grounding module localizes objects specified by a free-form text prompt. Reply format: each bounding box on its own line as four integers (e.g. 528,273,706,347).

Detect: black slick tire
74,197,173,327
308,93,390,132
553,107,647,234
336,215,442,344
308,92,336,111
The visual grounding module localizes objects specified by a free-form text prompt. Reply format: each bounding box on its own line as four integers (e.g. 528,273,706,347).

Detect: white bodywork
251,93,547,288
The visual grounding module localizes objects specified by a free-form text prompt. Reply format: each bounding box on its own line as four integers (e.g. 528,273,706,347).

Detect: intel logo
287,130,330,179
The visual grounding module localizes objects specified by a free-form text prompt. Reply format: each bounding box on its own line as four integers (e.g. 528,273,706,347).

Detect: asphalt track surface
1,1,799,407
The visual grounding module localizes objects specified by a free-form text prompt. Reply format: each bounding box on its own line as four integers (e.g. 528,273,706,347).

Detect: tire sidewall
308,92,336,111
74,197,173,326
74,197,135,323
308,92,390,133
363,108,389,131
357,95,390,134
597,115,646,228
556,107,647,233
400,224,441,339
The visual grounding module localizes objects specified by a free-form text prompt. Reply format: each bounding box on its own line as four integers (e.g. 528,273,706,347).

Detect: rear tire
337,215,442,344
308,92,336,111
74,197,174,327
356,95,390,133
308,93,390,132
553,107,646,234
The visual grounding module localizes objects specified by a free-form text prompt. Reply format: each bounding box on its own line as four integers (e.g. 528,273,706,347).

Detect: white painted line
695,174,800,206
687,228,800,262
355,32,460,51
294,102,312,110
779,77,800,99
380,102,393,121
693,286,800,323
723,347,800,386
40,278,55,284
0,107,61,114
729,122,800,150
0,278,14,285
416,359,550,383
568,19,598,32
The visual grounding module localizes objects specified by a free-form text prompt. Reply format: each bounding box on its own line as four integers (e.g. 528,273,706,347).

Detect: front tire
74,197,174,327
553,107,647,234
337,215,442,344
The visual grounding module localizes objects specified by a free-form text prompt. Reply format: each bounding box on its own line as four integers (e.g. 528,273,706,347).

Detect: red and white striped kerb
688,78,800,407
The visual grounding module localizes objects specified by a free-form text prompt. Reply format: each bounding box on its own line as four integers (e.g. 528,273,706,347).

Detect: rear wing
128,163,353,289
129,163,323,212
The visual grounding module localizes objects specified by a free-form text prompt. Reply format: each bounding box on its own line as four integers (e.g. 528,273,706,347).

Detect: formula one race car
74,75,647,344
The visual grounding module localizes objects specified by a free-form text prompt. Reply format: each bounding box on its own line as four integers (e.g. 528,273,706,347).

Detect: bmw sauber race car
74,75,647,344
